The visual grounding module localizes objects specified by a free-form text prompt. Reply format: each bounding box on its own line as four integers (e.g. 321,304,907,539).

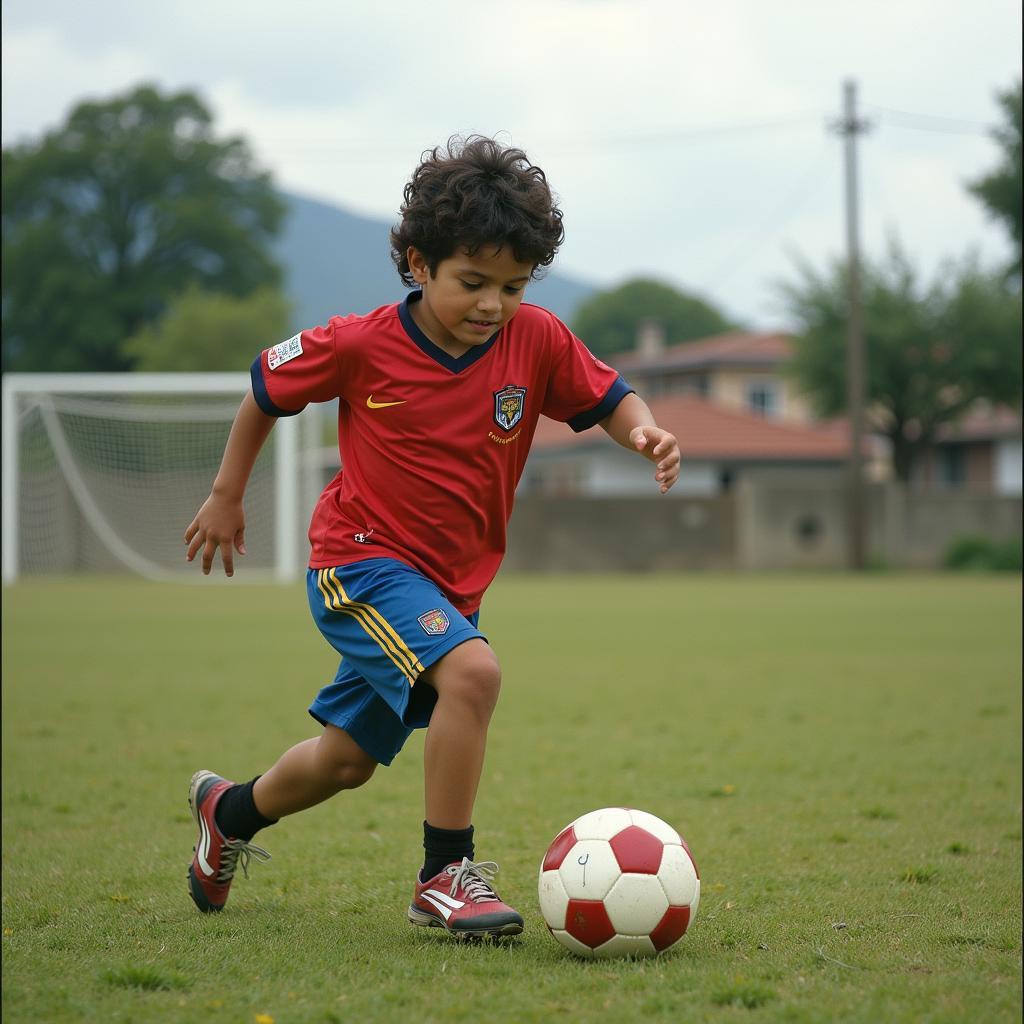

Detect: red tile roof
936,406,1022,442
611,331,794,372
532,394,854,461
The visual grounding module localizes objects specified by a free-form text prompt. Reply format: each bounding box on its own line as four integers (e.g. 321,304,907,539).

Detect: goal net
3,374,328,583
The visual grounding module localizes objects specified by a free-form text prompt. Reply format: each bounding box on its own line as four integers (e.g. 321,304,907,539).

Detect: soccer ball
538,807,700,958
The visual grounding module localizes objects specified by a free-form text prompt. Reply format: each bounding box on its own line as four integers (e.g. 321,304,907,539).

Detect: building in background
527,394,854,497
526,326,864,497
526,325,1021,498
910,405,1022,497
611,324,811,422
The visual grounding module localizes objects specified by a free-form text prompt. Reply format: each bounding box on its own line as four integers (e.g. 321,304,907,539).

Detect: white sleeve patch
267,333,303,370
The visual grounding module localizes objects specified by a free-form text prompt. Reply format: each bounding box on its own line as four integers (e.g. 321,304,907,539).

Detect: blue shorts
306,558,483,766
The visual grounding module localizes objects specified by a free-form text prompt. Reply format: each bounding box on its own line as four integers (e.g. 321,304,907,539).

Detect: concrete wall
732,472,1022,570
505,495,737,572
876,485,1023,569
20,455,1019,577
504,476,1021,573
734,472,850,570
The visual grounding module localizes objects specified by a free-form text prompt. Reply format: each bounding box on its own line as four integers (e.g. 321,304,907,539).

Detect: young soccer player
184,136,680,938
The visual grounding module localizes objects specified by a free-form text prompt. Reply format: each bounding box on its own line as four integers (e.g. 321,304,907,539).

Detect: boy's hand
629,426,680,494
184,493,248,577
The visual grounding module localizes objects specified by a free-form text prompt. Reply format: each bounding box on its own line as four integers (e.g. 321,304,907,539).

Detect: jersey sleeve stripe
250,357,303,417
566,375,635,433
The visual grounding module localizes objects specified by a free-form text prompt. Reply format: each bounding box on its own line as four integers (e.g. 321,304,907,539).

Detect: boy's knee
319,757,376,794
332,760,376,790
317,730,377,790
431,640,502,717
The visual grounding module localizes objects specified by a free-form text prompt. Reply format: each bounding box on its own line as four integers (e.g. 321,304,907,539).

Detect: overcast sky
3,1,1021,328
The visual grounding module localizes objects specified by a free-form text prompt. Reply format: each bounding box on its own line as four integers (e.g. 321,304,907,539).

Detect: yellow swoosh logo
366,395,407,409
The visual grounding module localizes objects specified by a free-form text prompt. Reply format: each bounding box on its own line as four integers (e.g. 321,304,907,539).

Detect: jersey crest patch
493,385,527,431
418,609,450,635
267,333,303,370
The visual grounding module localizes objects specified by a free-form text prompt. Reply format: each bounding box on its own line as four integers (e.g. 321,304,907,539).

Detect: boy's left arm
599,392,680,494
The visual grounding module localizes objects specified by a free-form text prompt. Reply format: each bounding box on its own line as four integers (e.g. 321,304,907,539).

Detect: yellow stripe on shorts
316,568,425,684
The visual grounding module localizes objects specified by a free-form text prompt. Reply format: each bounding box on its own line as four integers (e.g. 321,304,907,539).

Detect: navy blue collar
398,291,501,373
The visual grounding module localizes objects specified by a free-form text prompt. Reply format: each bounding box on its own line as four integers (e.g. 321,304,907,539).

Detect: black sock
421,821,474,881
214,777,277,842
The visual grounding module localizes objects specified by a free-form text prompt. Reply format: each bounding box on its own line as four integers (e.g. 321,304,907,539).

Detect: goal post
2,373,327,584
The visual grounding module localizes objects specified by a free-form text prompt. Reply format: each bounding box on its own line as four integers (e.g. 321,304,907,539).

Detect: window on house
746,380,778,417
671,374,709,398
938,445,967,487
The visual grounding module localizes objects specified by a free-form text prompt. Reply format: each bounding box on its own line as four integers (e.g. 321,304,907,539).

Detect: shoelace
448,857,500,903
216,838,271,883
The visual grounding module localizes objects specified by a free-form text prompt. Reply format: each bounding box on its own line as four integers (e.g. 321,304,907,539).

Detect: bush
943,535,1023,571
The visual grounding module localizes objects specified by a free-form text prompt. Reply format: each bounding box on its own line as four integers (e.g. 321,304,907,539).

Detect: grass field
2,573,1021,1023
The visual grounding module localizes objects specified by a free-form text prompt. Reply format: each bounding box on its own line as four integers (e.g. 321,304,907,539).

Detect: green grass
2,573,1021,1023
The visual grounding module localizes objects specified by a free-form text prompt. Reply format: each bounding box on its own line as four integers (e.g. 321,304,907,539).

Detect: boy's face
407,245,534,358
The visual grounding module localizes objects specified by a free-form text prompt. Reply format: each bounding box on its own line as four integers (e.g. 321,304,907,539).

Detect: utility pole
834,79,870,570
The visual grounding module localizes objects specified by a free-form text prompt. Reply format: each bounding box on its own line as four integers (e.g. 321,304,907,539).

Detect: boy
184,136,680,938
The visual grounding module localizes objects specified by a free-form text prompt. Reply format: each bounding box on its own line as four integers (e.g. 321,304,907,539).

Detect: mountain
274,191,598,330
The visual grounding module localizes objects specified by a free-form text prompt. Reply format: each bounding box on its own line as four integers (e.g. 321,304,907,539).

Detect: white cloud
1,26,152,142
2,0,1020,325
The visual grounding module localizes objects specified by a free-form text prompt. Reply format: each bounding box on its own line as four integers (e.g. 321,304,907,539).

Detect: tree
2,83,285,372
123,285,292,371
570,277,736,357
967,80,1022,279
781,243,1022,482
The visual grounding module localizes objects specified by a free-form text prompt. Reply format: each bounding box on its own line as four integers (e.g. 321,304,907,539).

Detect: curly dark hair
390,135,565,286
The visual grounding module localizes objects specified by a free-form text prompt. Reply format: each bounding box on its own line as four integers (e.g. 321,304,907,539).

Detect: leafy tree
2,83,285,372
781,243,1022,482
123,285,292,371
967,80,1022,279
570,277,736,357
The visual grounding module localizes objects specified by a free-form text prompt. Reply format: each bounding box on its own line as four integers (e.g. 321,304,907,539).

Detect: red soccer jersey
251,292,632,613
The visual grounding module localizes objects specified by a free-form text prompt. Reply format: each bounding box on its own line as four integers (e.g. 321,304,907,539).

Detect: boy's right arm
184,389,277,577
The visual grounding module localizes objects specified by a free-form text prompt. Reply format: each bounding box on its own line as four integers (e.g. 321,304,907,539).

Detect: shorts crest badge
493,385,527,431
418,609,450,635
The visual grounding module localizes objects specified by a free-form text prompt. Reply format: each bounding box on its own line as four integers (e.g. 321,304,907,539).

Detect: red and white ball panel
566,807,634,841
609,825,665,873
556,838,622,900
593,934,658,959
603,873,669,935
658,843,700,908
537,868,570,925
627,808,683,845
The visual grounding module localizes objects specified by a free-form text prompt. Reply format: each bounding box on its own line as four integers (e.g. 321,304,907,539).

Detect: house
525,393,856,497
912,405,1023,496
611,323,810,423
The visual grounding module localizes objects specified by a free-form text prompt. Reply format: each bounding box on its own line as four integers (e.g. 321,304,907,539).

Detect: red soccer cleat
409,857,524,938
187,770,270,913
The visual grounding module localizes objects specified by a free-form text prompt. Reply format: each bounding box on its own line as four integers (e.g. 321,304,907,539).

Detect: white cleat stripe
198,811,214,877
423,888,466,910
420,893,456,920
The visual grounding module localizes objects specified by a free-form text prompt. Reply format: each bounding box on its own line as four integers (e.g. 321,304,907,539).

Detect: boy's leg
408,638,523,938
188,726,376,914
252,725,378,819
420,639,501,829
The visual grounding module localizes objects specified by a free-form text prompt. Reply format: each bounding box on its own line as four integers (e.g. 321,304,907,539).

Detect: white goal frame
2,373,307,584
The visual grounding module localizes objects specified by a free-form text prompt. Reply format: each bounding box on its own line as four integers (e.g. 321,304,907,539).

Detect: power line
864,104,992,136
241,112,827,162
699,142,835,294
